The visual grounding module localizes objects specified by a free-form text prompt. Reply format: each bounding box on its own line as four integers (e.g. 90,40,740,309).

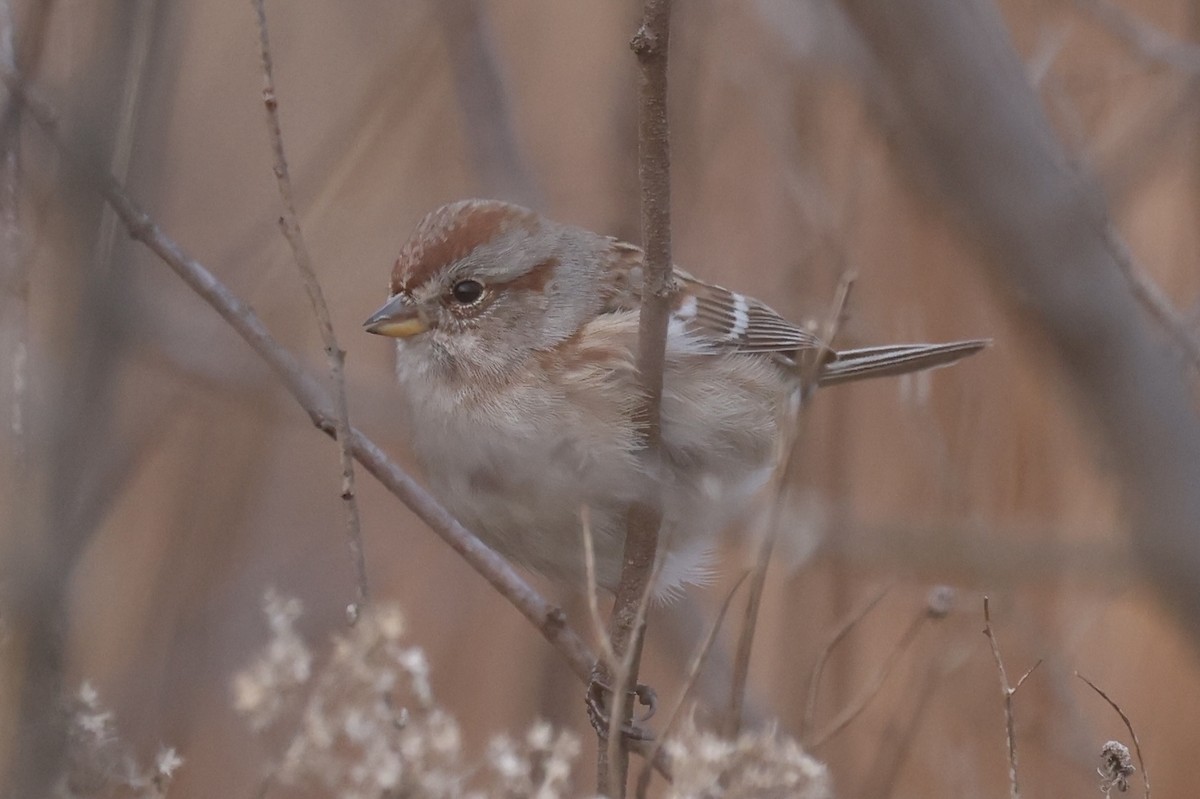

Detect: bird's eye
450,279,485,305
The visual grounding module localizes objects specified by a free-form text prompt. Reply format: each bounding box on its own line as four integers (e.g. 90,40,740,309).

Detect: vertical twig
800,583,893,740
634,572,749,798
3,6,74,796
1076,672,1151,799
808,587,954,747
724,273,855,737
252,0,369,619
434,0,539,206
982,596,1042,799
89,0,155,280
1100,221,1200,370
581,505,618,671
0,0,26,469
597,2,673,795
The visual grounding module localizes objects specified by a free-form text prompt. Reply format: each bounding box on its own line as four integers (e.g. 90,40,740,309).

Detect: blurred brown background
3,0,1199,796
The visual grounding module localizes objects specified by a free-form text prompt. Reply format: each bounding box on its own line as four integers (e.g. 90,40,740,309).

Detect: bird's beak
363,294,428,338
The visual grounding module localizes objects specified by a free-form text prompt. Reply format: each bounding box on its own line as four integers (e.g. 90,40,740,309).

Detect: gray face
387,201,611,382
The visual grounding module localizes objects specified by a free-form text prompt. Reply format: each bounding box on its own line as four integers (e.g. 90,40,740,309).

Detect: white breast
392,323,787,596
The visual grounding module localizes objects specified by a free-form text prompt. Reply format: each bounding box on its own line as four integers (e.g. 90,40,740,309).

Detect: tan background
3,0,1199,795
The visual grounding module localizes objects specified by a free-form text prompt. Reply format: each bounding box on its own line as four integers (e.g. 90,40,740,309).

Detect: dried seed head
1098,740,1135,794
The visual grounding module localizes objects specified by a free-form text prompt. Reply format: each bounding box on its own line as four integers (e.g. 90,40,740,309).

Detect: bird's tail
818,340,989,386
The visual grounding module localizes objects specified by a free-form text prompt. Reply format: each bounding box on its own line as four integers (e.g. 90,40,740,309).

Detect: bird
364,199,985,598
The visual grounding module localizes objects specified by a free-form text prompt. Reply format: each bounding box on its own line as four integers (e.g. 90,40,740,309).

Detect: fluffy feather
367,200,986,597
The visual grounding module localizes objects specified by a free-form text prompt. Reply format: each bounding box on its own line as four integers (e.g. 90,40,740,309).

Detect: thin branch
1101,221,1200,369
801,583,892,740
837,0,1200,645
605,559,661,797
598,1,673,795
634,571,749,799
252,0,369,618
808,596,940,748
0,0,26,469
1077,0,1200,76
0,67,600,685
982,596,1040,799
724,272,854,738
863,650,950,799
2,5,72,795
1076,671,1151,799
434,0,539,205
581,505,617,670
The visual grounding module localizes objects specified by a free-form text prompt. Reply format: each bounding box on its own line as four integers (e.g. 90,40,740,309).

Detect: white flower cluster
233,593,582,799
232,589,313,731
60,681,183,798
479,721,581,799
664,716,831,799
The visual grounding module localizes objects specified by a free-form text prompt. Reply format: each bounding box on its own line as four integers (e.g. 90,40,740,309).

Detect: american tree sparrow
365,200,985,597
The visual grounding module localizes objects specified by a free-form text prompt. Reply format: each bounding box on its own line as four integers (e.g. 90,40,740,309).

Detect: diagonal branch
1077,0,1200,77
0,67,598,685
838,0,1200,650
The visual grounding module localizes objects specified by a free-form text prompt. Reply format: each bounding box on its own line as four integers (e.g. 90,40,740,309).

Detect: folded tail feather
818,340,989,386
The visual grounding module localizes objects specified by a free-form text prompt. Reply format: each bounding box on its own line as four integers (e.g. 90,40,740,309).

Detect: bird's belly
411,409,640,582
398,352,783,594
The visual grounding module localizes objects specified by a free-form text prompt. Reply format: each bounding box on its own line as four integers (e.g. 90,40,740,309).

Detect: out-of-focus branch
837,0,1200,648
0,68,598,686
253,0,369,618
1101,222,1200,369
1068,0,1200,366
725,275,853,739
598,2,673,795
634,572,747,799
823,518,1132,586
801,584,891,741
1077,0,1200,76
0,0,26,468
435,0,540,206
808,587,953,748
3,4,76,796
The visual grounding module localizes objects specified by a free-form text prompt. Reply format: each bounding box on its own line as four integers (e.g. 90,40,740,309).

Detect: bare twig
1077,0,1200,76
863,648,951,799
434,0,539,205
837,0,1200,646
0,67,600,685
90,0,155,282
1100,221,1200,369
1076,671,1151,799
982,596,1041,799
0,0,26,468
252,0,369,618
581,505,617,669
724,272,854,738
598,1,674,795
808,589,949,748
605,559,661,797
2,5,78,795
634,571,748,799
801,583,892,740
